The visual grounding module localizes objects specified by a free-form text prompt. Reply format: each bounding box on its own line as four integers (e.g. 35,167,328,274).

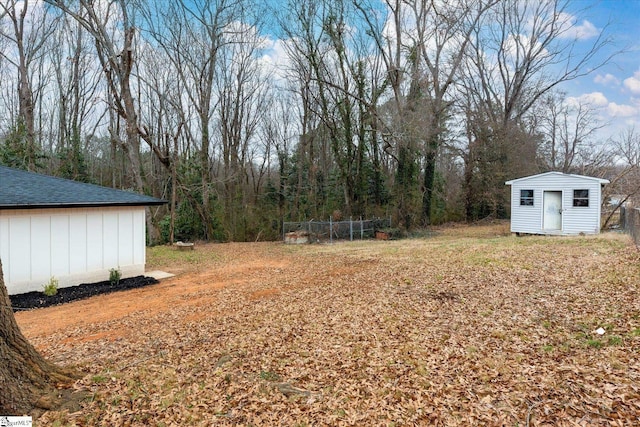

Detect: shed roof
0,165,166,209
505,171,609,186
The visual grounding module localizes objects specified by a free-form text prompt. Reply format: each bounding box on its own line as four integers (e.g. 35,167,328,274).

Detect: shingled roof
0,165,166,209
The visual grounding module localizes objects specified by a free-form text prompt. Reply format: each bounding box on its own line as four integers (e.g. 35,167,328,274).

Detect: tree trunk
0,261,75,414
200,116,214,241
421,144,437,226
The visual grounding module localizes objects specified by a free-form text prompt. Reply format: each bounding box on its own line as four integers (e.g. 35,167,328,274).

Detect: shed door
543,191,562,231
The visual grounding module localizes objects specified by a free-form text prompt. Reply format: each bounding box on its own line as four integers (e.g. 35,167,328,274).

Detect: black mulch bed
10,276,159,312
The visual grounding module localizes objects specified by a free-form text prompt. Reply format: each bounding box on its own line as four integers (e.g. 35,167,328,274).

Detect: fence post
360,217,364,240
330,217,333,244
622,207,640,247
630,208,640,246
350,217,353,241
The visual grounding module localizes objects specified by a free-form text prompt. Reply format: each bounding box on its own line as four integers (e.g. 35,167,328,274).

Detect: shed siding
10,217,30,282
51,215,71,277
0,206,147,295
70,214,88,272
132,209,145,266
31,218,51,280
103,212,119,270
510,191,540,234
86,212,104,270
508,173,604,235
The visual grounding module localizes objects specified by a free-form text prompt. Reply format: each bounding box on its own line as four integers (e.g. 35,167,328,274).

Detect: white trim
506,171,609,185
542,190,563,231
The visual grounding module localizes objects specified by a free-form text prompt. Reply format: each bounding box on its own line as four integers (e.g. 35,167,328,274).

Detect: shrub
42,277,58,296
109,268,121,286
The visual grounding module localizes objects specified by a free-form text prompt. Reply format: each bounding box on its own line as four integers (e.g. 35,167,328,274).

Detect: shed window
520,189,534,206
573,189,589,207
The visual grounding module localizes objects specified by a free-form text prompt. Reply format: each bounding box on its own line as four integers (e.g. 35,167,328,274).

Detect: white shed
0,166,165,295
505,172,609,235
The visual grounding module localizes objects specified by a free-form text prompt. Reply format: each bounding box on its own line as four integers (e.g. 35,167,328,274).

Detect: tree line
0,0,638,243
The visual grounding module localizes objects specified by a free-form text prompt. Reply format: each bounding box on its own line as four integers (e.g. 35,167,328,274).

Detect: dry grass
18,223,640,426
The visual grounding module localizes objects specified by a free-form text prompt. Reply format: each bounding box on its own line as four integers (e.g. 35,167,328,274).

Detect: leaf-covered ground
17,223,640,426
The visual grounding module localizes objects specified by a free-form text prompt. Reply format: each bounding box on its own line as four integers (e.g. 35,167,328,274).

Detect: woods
0,0,629,242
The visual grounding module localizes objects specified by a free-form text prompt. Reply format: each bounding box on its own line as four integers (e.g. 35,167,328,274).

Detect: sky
4,0,639,148
258,0,640,146
561,0,640,143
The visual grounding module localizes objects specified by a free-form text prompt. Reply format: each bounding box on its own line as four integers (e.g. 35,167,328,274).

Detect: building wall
508,174,604,235
0,206,146,295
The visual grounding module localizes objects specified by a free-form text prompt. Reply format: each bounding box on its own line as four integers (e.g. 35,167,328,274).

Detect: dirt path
15,242,289,339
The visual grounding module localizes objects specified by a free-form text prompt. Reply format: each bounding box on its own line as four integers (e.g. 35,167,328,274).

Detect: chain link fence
283,217,392,243
620,206,640,246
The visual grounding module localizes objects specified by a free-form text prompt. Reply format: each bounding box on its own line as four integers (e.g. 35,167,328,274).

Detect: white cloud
567,92,638,119
258,37,294,82
569,19,599,40
607,102,638,118
623,70,640,95
557,13,599,40
223,21,268,46
567,92,609,109
594,73,620,87
382,10,399,42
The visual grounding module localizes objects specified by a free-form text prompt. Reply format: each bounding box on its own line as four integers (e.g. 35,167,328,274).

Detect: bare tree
276,0,327,220
602,127,640,228
47,0,175,241
355,0,497,226
136,43,187,242
538,92,605,173
50,12,104,180
472,0,613,125
459,0,615,219
47,0,148,188
0,0,57,170
615,127,640,168
215,19,272,239
259,89,296,230
140,0,244,239
279,0,389,221
410,0,498,225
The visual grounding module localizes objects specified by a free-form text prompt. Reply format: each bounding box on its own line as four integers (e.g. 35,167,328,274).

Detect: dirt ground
16,242,287,341
15,225,501,340
14,224,640,425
